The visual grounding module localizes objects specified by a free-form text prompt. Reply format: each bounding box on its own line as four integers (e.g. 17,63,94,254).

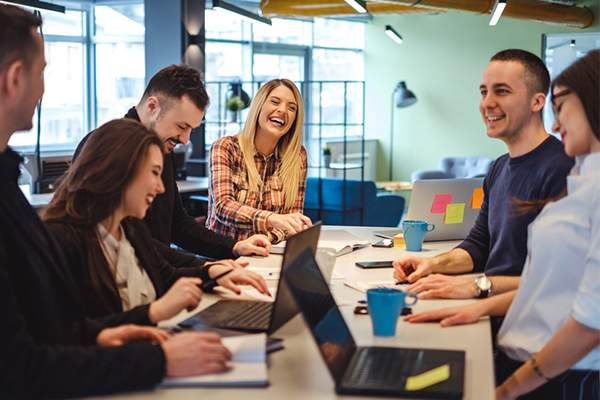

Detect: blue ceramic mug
366,288,418,337
402,220,435,251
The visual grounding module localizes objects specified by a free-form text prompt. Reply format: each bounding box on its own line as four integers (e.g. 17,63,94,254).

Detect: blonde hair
238,79,304,209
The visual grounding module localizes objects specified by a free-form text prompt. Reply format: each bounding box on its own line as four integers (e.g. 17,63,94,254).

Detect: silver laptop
376,178,484,242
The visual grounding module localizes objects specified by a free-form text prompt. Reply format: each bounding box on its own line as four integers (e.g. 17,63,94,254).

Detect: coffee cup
402,220,435,251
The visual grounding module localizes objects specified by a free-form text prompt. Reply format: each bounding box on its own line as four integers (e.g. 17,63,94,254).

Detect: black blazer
0,148,164,399
46,217,210,327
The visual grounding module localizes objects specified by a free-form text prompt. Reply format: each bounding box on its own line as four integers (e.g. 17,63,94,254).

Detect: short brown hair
141,64,209,111
491,49,550,96
0,4,43,72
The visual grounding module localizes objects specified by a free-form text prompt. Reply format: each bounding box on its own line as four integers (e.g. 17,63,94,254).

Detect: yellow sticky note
405,364,450,391
471,187,484,209
393,233,405,248
444,203,465,224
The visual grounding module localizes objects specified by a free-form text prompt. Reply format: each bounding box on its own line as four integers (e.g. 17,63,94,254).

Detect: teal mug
402,220,435,251
367,288,418,336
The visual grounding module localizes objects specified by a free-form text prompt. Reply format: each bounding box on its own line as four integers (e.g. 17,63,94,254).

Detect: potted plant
322,146,332,168
226,95,245,122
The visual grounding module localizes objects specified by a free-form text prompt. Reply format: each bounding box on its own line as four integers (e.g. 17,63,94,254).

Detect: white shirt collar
577,152,600,177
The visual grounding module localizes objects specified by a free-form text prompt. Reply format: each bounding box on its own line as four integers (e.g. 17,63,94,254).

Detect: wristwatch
474,275,492,298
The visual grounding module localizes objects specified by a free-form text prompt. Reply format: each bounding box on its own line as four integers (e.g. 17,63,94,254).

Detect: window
204,10,365,147
8,2,145,151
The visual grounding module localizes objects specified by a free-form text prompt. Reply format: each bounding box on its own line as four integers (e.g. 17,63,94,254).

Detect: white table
21,177,209,210
89,226,495,400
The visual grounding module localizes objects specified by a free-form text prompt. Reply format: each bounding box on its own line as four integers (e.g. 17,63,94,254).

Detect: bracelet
530,354,550,382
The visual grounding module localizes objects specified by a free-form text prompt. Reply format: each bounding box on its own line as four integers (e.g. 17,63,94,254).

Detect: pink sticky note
431,193,453,214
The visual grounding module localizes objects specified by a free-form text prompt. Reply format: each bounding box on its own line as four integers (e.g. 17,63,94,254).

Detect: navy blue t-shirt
457,135,573,276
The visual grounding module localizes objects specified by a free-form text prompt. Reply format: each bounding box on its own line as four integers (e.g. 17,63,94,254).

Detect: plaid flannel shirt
206,135,308,243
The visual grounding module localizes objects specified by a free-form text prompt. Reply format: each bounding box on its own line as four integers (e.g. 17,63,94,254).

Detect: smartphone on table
355,261,394,269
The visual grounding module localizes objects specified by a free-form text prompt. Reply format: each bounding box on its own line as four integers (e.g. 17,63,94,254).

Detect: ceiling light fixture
212,0,271,26
385,25,403,45
343,0,367,14
489,0,507,26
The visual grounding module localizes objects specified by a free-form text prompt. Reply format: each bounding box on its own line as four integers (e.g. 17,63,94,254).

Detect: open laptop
376,177,484,241
180,222,322,334
283,248,465,398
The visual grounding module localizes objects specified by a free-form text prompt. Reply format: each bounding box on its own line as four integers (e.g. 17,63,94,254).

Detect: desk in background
92,226,494,400
21,177,209,210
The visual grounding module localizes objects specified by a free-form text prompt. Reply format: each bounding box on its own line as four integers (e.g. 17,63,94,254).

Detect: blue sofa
304,177,405,227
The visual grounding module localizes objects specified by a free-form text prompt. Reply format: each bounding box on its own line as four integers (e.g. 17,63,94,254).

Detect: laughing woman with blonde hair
207,79,311,243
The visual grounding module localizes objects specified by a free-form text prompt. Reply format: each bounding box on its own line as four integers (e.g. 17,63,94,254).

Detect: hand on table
97,324,170,347
206,261,270,296
267,213,312,236
149,277,203,323
233,234,271,257
393,255,435,283
161,332,232,377
403,302,486,327
406,274,477,299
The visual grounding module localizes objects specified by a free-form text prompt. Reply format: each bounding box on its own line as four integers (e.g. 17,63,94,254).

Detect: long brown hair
514,50,599,214
43,118,164,304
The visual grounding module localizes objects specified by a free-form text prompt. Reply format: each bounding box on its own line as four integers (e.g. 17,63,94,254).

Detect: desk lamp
389,81,417,180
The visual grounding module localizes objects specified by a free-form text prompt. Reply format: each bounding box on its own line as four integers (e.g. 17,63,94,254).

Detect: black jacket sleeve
166,156,237,260
0,241,165,399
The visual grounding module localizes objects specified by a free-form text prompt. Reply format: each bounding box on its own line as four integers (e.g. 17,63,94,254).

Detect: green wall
365,4,599,181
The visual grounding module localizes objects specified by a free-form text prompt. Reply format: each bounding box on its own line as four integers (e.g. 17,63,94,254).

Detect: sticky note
431,193,453,214
405,364,450,391
393,233,405,248
471,187,484,209
444,203,465,224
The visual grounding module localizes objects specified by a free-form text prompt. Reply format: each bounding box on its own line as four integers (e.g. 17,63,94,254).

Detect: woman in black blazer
44,119,268,326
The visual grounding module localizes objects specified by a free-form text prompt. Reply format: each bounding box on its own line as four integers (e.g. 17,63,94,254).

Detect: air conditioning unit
21,154,72,194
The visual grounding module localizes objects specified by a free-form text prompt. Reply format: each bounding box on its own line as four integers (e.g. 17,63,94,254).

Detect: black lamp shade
394,81,417,108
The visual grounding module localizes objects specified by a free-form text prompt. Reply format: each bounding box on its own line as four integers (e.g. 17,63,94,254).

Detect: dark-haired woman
402,50,600,400
44,119,268,326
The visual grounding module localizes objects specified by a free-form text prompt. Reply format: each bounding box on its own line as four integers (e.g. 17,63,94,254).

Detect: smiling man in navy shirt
393,49,574,300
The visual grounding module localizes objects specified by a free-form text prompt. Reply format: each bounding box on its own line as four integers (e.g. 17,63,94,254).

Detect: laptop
376,177,484,241
180,222,322,334
283,248,465,399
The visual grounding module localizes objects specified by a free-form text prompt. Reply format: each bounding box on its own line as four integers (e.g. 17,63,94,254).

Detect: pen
200,269,234,292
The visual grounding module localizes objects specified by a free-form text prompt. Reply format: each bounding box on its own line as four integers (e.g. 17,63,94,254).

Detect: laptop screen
282,248,357,385
269,222,322,332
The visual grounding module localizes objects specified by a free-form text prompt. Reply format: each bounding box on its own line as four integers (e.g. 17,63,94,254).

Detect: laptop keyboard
348,347,419,387
199,300,273,330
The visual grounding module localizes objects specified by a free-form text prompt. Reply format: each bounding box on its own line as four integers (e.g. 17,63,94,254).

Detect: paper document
162,333,268,387
344,280,409,293
270,230,370,257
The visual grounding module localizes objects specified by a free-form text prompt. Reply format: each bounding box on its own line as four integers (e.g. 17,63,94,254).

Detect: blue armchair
411,156,492,182
304,178,405,227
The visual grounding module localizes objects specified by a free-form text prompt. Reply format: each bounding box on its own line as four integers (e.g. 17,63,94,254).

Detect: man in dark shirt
75,65,272,264
0,5,230,398
393,49,574,300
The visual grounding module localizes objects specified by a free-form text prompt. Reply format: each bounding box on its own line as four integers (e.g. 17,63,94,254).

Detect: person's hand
161,332,232,377
97,324,170,347
496,378,518,400
205,259,249,271
403,302,486,327
393,255,435,283
207,262,271,296
233,234,271,257
406,274,477,299
149,277,203,323
267,212,312,236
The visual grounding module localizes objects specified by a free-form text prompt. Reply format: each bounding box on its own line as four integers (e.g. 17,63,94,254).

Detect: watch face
477,276,492,290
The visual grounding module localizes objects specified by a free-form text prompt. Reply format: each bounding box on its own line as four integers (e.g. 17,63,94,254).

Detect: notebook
283,249,465,398
271,229,370,257
161,333,268,387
